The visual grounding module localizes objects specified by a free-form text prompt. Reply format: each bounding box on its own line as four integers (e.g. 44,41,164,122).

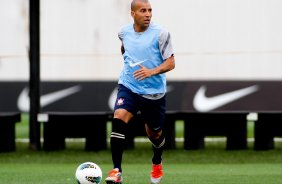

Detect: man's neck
134,24,149,33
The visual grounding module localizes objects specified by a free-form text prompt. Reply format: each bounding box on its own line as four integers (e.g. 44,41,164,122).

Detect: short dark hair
131,0,149,11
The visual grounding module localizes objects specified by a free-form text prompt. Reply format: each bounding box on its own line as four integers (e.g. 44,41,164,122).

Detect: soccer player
105,0,175,183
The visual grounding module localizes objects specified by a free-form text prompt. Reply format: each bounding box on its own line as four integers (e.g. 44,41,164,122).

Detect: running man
105,0,175,183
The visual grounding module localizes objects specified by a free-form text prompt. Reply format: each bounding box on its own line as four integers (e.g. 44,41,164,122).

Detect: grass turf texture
1,114,281,183
1,142,282,184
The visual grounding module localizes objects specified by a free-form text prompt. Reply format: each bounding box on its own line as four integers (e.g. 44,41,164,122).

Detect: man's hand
133,64,156,81
133,56,175,81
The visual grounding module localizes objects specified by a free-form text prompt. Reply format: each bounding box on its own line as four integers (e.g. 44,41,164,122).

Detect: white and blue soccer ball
75,162,102,184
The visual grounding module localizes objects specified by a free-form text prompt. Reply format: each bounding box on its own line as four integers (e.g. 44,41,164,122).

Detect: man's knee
148,131,162,140
145,126,165,148
145,124,162,139
114,109,133,123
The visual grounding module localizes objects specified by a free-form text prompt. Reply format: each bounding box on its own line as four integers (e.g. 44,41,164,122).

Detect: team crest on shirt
117,98,124,106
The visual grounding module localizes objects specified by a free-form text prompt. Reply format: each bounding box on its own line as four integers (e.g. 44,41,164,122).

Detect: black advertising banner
0,81,282,112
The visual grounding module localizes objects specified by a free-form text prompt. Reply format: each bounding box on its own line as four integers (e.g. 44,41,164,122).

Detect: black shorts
114,84,166,132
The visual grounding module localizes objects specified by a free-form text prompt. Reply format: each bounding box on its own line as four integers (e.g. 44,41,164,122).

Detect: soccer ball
75,162,102,184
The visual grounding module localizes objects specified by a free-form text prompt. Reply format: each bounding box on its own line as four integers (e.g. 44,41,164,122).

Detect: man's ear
131,11,135,17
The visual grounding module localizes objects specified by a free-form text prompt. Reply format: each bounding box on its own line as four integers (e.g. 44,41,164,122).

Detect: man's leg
145,125,165,164
151,134,165,165
141,95,166,184
105,109,133,184
110,118,127,172
145,125,165,184
105,118,126,184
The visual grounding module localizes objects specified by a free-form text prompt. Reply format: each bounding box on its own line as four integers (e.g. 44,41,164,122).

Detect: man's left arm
134,29,175,81
153,55,175,74
134,55,175,81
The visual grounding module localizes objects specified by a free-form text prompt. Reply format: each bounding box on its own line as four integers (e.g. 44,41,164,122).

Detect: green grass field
1,114,282,184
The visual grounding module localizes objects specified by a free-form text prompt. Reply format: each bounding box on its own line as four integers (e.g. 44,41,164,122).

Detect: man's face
131,1,152,30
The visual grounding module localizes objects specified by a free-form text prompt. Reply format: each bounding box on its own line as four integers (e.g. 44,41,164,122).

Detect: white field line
16,137,282,143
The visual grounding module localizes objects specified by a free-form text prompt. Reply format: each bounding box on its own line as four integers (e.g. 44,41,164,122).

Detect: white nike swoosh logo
17,85,82,112
193,85,259,112
108,85,174,111
128,60,145,67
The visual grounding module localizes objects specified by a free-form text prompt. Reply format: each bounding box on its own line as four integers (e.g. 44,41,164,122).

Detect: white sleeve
159,29,174,60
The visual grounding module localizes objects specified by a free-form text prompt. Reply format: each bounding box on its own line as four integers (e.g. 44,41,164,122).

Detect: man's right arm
118,30,125,55
121,45,125,55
